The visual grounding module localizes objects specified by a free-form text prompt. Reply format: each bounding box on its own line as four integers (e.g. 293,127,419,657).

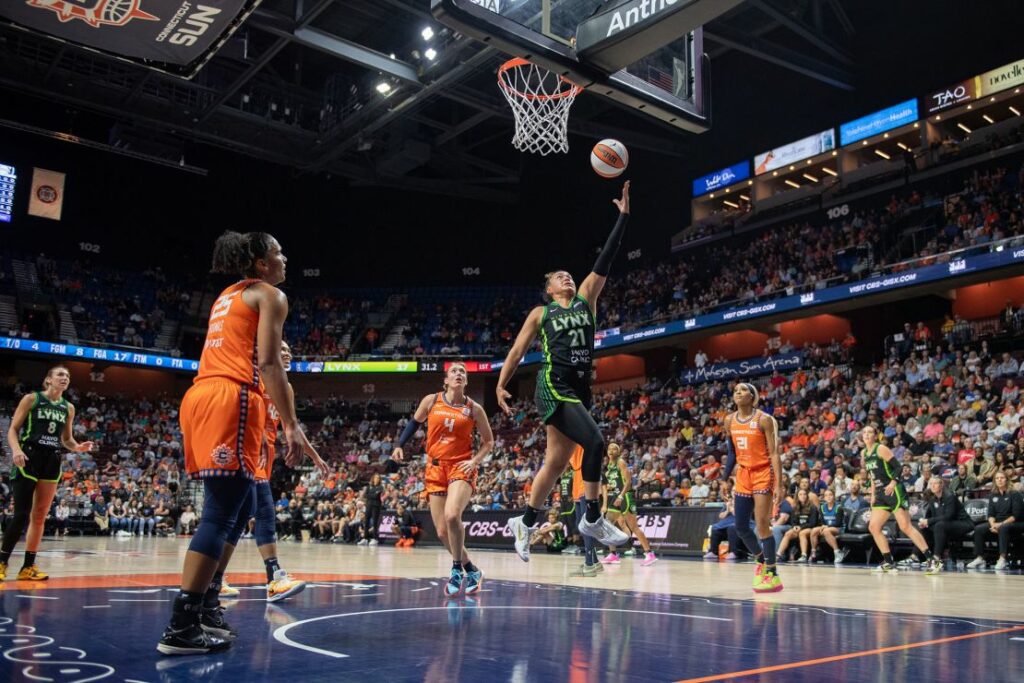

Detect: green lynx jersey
863,444,896,489
605,461,626,498
540,294,595,372
20,392,69,450
559,467,575,511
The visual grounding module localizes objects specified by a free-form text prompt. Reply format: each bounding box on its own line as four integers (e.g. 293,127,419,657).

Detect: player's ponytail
211,231,275,277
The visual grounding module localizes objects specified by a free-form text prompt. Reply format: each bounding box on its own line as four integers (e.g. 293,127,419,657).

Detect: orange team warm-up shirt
570,446,585,500
425,393,476,461
196,279,262,387
729,410,770,469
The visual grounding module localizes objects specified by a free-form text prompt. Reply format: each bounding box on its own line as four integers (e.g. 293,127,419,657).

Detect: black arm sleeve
722,437,737,480
592,212,629,276
397,419,422,448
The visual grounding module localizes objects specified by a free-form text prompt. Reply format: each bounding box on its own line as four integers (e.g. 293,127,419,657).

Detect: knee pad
189,518,233,559
225,486,256,546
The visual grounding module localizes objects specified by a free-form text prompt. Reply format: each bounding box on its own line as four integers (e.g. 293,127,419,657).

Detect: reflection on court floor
2,566,1022,682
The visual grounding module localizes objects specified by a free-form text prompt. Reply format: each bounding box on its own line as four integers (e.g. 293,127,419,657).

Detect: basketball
591,139,629,178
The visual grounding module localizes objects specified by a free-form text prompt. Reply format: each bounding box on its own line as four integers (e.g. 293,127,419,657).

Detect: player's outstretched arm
579,180,630,310
392,394,435,461
496,306,544,415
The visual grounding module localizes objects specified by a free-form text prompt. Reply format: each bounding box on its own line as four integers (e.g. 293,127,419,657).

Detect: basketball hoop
497,58,583,155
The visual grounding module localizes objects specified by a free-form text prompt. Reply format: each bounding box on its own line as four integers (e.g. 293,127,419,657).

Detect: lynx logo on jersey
27,0,158,28
37,407,68,424
550,312,589,332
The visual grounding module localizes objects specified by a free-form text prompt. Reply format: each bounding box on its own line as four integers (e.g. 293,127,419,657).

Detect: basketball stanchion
497,57,583,155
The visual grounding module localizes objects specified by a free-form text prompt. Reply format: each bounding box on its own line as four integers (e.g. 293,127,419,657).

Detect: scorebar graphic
0,164,16,223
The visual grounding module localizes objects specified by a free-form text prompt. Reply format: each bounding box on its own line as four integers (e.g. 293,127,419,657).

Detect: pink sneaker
640,552,658,566
600,552,621,564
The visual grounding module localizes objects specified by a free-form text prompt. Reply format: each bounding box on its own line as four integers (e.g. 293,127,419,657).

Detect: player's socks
170,591,204,629
463,561,479,574
759,535,777,567
264,557,281,582
584,499,601,523
204,571,224,608
522,505,542,528
21,551,37,569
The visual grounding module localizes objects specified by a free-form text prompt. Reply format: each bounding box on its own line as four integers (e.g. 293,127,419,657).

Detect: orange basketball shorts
734,463,774,497
425,456,477,496
181,378,265,480
256,440,274,482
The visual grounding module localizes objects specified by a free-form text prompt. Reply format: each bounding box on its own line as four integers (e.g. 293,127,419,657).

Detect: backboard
431,0,727,133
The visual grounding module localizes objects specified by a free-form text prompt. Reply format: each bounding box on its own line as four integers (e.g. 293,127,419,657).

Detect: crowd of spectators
34,254,191,351
599,164,1024,333
3,311,1024,556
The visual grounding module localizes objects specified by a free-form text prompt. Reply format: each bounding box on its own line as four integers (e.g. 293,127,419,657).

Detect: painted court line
676,624,1024,682
275,605,732,659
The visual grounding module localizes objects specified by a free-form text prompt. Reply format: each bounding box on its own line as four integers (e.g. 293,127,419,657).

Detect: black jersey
540,294,595,373
558,467,574,506
863,444,896,489
19,391,70,451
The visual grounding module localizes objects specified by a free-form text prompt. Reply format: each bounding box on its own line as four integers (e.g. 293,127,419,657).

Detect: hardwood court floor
1,537,1022,682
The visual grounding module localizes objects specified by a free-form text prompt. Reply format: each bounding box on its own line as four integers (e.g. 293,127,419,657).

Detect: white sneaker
357,539,369,546
994,557,1008,570
833,548,847,565
369,539,378,546
507,515,532,562
966,557,986,569
578,516,629,547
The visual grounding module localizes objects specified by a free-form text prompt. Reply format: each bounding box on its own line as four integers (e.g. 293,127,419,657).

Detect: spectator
918,476,973,571
966,471,1024,570
177,504,197,535
778,489,820,562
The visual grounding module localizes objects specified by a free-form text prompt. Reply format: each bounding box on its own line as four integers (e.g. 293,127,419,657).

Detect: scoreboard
0,164,15,223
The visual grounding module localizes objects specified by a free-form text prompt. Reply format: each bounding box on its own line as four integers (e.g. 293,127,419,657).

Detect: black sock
204,571,224,608
22,551,36,569
170,590,204,629
754,552,765,565
585,499,601,524
0,549,11,565
522,505,541,528
452,561,464,572
265,556,281,582
764,565,777,576
882,552,894,565
463,561,478,574
917,548,934,562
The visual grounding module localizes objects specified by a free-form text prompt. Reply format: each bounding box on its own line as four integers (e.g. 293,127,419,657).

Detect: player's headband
739,383,760,405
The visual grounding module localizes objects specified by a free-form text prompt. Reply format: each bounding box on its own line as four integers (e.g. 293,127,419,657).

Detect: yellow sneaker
753,572,783,593
0,560,7,581
267,571,306,603
17,565,49,581
220,580,240,598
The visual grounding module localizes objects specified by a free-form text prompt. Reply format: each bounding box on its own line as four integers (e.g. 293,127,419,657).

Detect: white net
497,58,582,155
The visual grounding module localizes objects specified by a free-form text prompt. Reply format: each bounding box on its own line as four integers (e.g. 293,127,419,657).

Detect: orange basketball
591,139,629,178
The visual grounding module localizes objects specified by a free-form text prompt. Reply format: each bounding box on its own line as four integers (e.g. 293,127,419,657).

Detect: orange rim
497,57,583,101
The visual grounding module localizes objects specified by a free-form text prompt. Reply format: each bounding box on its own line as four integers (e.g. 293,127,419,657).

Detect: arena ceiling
0,0,867,202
